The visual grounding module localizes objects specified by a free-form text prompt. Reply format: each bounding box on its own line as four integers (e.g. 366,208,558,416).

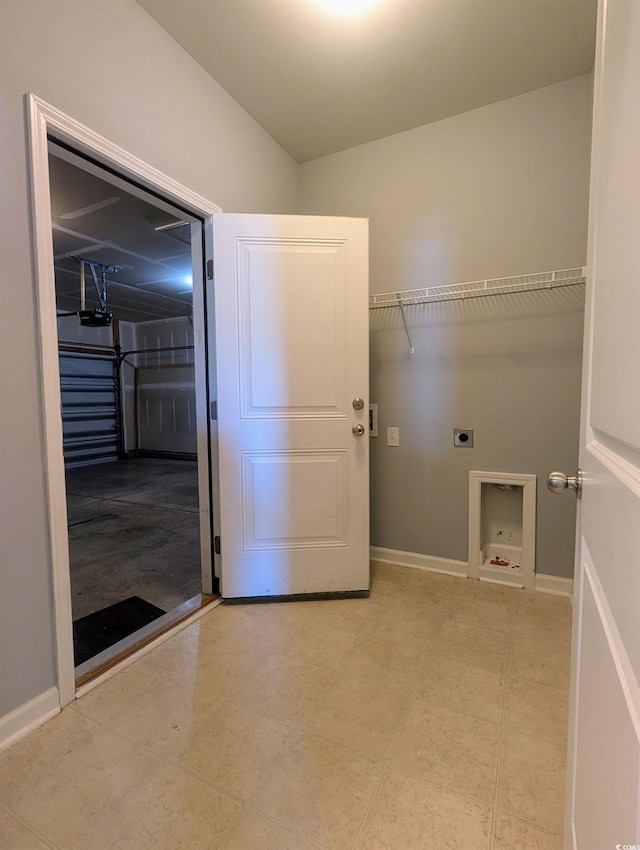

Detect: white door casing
565,1,640,846
213,214,370,599
27,95,221,704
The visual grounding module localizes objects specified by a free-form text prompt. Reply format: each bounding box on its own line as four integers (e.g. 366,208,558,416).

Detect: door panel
213,214,369,599
242,450,348,549
238,241,345,416
567,0,640,844
572,550,640,849
589,0,640,448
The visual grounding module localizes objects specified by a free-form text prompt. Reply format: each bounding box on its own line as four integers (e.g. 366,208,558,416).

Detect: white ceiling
136,0,597,163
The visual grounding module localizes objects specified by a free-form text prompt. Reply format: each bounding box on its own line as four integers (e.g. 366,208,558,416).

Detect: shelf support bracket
397,297,415,354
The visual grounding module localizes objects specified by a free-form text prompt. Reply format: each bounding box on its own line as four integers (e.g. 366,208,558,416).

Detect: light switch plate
387,426,400,447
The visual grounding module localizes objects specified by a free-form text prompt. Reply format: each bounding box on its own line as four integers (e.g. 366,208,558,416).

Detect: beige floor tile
245,654,339,725
251,730,382,849
356,767,492,850
498,732,567,833
4,726,159,849
419,655,505,724
305,597,388,632
442,595,512,633
505,677,569,746
391,701,499,803
143,621,226,677
454,578,516,607
0,708,99,802
435,621,508,676
0,808,51,849
382,579,448,609
0,569,574,850
512,590,570,616
510,604,572,644
73,660,168,725
200,602,259,633
303,691,406,760
175,703,295,800
339,635,428,691
371,604,443,651
492,810,564,849
243,600,330,631
369,561,409,596
271,621,362,671
218,808,322,850
391,570,454,599
105,670,221,761
314,668,412,722
509,636,570,688
82,763,241,849
145,621,270,685
213,608,311,650
243,597,382,637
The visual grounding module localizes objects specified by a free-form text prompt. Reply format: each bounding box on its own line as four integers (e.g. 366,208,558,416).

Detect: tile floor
0,562,572,849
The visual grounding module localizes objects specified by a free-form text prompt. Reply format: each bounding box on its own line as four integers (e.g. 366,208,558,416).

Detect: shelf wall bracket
397,297,415,355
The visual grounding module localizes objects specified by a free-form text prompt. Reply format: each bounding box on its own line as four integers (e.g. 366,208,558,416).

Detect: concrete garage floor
66,458,202,621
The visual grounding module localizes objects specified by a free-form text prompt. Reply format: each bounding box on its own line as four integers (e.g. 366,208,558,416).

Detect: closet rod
369,267,586,310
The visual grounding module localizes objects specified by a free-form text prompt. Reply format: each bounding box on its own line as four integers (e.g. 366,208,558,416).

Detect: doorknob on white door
547,469,583,500
352,423,366,436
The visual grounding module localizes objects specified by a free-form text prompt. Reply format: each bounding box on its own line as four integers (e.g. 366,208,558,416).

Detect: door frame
26,93,221,706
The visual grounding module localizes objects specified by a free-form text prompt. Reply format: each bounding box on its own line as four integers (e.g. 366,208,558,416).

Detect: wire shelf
369,267,586,310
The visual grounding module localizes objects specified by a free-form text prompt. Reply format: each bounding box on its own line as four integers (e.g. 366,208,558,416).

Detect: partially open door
563,0,640,845
213,214,369,599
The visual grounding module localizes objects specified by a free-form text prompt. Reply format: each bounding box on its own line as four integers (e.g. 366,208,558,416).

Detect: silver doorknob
547,469,583,500
352,423,366,436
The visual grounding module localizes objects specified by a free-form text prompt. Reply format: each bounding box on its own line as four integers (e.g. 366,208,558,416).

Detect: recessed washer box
454,428,474,447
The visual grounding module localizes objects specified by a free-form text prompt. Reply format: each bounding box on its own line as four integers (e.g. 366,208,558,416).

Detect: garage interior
49,144,209,672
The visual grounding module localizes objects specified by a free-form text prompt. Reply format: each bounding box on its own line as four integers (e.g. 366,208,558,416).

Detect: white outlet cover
387,426,400,447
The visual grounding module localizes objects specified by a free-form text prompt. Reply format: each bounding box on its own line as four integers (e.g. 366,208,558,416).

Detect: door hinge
210,400,217,421
206,259,214,280
214,535,221,555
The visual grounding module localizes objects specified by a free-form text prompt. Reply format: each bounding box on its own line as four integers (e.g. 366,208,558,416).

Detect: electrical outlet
387,426,400,447
453,428,474,447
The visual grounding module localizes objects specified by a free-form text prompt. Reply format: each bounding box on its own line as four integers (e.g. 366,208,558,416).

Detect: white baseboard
0,687,60,752
371,547,574,597
534,573,574,597
370,546,468,578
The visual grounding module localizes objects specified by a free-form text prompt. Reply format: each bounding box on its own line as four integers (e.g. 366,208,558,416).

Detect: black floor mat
73,596,166,666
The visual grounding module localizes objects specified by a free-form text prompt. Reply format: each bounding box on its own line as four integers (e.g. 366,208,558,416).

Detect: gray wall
299,76,592,578
0,0,592,725
0,0,298,718
369,289,584,576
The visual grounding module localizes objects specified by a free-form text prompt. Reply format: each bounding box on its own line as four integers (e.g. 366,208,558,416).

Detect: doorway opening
48,141,215,681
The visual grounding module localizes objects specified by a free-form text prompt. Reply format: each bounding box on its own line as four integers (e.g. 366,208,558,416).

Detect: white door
564,1,640,845
213,214,370,599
